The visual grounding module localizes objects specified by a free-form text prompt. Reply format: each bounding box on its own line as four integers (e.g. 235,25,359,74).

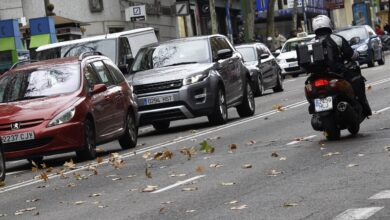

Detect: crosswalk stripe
333,207,383,220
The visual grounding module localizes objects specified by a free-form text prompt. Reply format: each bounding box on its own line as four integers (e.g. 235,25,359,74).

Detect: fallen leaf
14,207,36,216
230,204,248,210
186,210,196,213
385,146,390,152
225,200,238,205
145,164,152,178
109,153,124,169
154,150,173,160
199,140,215,153
127,174,136,178
63,159,76,170
142,151,152,160
96,157,103,164
34,212,39,216
267,169,283,176
40,163,47,169
367,85,372,91
0,182,5,187
209,163,223,168
358,154,365,157
46,167,53,173
40,172,49,181
271,152,279,157
95,147,104,153
170,173,186,177
320,147,326,151
242,164,252,169
129,188,138,192
180,147,197,160
161,201,174,205
98,205,107,208
31,167,38,172
347,164,358,168
195,165,204,173
323,152,341,157
246,140,256,145
229,144,237,150
26,199,40,203
89,193,101,197
221,182,236,186
273,104,284,112
112,177,122,181
67,183,76,188
159,207,166,214
283,202,298,207
74,201,84,205
279,157,287,161
182,187,198,192
142,185,158,192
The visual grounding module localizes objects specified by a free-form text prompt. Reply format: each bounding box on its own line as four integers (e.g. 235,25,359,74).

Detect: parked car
128,35,255,131
275,34,316,78
35,27,158,74
236,43,283,96
0,141,4,181
335,25,385,67
0,53,138,164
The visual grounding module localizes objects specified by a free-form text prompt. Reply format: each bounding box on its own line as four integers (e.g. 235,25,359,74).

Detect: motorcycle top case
296,41,328,73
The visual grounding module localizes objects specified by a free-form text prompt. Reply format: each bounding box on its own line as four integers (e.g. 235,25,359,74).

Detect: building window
89,0,104,12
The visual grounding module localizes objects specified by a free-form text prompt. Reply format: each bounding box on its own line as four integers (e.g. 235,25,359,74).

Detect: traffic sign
176,1,189,16
125,5,147,22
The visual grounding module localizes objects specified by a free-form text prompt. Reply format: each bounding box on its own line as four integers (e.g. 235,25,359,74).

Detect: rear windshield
36,39,117,63
0,64,80,103
335,27,369,41
282,37,314,53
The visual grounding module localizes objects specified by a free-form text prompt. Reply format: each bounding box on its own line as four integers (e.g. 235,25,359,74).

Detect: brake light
314,79,329,87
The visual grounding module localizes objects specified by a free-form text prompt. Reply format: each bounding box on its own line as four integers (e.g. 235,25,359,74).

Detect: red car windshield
0,64,80,103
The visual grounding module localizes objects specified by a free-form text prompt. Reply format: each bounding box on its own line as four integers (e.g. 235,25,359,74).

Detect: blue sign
29,17,56,35
256,0,268,11
0,19,21,38
353,3,370,26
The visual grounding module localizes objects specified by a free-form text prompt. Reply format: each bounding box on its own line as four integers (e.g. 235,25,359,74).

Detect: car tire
119,111,138,149
236,80,255,118
27,156,44,167
152,121,170,131
208,86,228,125
0,147,5,181
273,70,284,93
292,74,299,78
378,50,385,65
254,74,264,96
76,119,96,161
367,50,375,67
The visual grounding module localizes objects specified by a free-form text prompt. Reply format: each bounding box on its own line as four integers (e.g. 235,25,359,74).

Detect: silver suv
128,35,255,130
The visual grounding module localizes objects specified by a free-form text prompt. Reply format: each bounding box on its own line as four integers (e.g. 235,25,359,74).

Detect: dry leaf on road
63,159,76,170
40,172,49,181
96,157,103,164
142,185,158,192
182,187,198,192
230,205,248,210
347,164,358,168
195,165,204,173
273,104,284,112
323,152,341,157
283,202,298,207
367,85,372,91
186,210,196,213
246,140,256,145
89,193,101,197
200,140,215,153
26,199,40,203
154,150,173,160
209,163,223,168
271,152,279,157
145,164,152,178
279,157,287,161
229,144,237,150
142,151,152,160
221,182,236,186
170,173,186,177
74,201,84,205
14,207,36,216
242,164,252,169
267,169,283,176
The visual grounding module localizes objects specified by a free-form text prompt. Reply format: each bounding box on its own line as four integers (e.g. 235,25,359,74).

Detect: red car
0,54,138,164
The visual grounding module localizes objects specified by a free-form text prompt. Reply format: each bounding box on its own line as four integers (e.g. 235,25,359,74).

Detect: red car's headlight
48,107,76,127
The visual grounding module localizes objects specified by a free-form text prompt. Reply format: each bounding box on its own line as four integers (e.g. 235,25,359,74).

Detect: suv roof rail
78,51,103,61
9,60,39,70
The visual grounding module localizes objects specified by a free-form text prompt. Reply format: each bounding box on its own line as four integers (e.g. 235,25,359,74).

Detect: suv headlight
277,58,286,65
48,107,76,127
356,44,368,52
183,71,209,86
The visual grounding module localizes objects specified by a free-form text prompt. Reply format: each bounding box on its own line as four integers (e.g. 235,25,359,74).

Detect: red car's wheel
76,119,96,161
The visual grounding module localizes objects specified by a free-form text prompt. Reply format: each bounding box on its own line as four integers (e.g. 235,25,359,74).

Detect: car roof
235,42,267,48
335,25,368,32
36,27,154,52
285,34,316,43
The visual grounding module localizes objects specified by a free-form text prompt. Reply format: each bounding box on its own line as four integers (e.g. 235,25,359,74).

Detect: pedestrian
375,24,385,36
273,31,286,50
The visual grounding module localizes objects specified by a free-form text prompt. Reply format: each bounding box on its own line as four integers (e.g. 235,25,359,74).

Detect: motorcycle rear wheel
323,116,340,141
348,123,360,136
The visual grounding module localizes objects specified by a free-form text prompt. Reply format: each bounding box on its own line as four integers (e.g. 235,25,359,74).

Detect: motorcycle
305,72,365,140
380,32,390,51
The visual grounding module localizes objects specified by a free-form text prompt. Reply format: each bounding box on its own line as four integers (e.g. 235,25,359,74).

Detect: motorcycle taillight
314,79,329,87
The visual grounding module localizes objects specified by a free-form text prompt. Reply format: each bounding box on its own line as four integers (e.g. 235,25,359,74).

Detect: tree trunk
267,0,276,50
388,0,390,25
241,0,255,43
209,0,218,34
292,0,298,31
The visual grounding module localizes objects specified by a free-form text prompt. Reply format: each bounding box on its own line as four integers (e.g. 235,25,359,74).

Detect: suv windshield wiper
164,62,198,67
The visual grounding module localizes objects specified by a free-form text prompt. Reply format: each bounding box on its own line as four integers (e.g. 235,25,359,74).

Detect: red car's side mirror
92,84,107,95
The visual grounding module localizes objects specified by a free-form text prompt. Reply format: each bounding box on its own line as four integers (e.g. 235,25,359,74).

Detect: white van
35,27,157,74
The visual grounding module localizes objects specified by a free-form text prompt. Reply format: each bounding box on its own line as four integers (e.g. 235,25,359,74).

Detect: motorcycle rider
311,15,372,117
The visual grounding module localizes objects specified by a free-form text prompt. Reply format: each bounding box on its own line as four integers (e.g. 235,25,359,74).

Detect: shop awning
29,34,51,48
0,37,16,51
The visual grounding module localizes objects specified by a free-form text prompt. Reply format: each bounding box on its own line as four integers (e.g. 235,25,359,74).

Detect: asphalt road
0,58,390,220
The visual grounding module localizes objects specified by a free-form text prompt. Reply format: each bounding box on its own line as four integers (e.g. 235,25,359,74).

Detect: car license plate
143,94,174,105
289,62,298,67
1,131,35,144
314,97,333,112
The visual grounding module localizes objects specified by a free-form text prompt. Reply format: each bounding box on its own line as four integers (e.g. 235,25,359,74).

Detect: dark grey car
335,25,385,67
128,35,255,131
236,43,284,96
0,141,4,181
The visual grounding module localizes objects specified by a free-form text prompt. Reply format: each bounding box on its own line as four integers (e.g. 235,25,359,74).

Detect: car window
281,38,314,53
119,37,132,66
84,64,101,89
210,37,232,61
91,61,115,86
336,27,369,41
236,47,257,62
260,45,271,55
104,60,126,84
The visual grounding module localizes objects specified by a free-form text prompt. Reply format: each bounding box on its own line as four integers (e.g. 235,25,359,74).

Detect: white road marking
373,107,390,115
333,207,383,220
286,135,317,145
6,170,25,176
1,77,390,194
369,190,390,200
367,78,390,87
151,175,206,194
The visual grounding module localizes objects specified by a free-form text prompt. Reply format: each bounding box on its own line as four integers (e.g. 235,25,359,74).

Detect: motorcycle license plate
314,97,333,112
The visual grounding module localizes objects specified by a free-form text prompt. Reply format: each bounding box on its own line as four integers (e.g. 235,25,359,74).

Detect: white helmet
312,15,333,34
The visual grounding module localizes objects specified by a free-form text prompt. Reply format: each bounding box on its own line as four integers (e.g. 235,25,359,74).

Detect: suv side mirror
349,36,360,46
216,49,233,61
273,49,281,56
260,53,270,60
92,84,107,95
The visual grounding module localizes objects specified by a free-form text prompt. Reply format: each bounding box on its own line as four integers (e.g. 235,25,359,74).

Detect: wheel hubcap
219,90,227,119
247,84,254,111
258,76,263,93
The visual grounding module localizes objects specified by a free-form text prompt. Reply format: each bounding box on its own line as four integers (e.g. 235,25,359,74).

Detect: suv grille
286,58,297,62
134,80,183,94
0,119,44,131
